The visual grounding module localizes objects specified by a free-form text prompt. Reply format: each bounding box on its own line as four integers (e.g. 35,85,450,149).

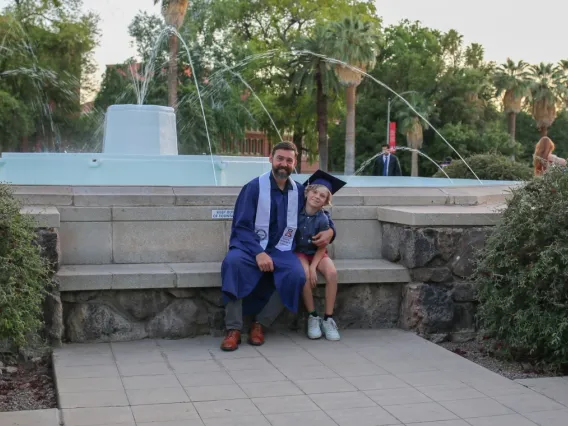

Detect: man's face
270,149,296,179
382,146,389,155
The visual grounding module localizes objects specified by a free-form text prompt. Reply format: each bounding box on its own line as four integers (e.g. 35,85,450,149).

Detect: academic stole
254,172,298,251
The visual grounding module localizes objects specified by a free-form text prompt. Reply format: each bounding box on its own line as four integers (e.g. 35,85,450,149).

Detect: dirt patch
0,355,57,412
439,338,563,380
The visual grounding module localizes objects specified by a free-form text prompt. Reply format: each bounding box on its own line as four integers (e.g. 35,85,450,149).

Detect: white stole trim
255,172,298,252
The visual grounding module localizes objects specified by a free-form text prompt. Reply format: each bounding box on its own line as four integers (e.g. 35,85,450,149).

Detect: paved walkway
3,330,567,426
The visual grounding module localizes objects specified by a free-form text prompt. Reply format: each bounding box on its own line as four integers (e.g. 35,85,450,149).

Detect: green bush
0,184,51,349
475,166,568,371
433,154,532,181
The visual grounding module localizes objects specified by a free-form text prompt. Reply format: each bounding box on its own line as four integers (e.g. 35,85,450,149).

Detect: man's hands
256,252,274,272
308,267,318,288
312,228,334,247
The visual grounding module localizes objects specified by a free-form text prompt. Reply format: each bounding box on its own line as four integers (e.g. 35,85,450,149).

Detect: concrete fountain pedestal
102,104,178,156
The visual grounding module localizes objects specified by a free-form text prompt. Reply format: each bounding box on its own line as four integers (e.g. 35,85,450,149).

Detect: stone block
59,222,112,265
112,221,227,263
170,262,222,288
399,283,454,334
57,265,112,291
451,228,490,278
411,267,453,283
112,206,232,221
12,185,73,206
173,187,239,206
335,283,402,328
328,206,378,220
59,207,111,222
73,186,175,206
452,282,478,302
333,220,382,259
453,302,477,330
35,228,61,271
113,290,172,321
331,195,364,206
43,290,63,346
64,302,148,342
146,299,209,338
21,206,60,227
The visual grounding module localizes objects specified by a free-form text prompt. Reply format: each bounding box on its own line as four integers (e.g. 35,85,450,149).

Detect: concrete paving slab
51,330,567,425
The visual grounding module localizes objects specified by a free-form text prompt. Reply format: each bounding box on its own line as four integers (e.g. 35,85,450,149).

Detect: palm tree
529,62,564,136
493,59,531,144
326,17,379,175
154,0,189,108
395,93,433,177
291,25,339,171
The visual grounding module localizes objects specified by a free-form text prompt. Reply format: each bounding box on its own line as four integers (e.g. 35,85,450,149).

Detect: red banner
389,122,397,150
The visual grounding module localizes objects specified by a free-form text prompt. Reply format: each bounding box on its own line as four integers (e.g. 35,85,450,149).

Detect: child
296,170,346,340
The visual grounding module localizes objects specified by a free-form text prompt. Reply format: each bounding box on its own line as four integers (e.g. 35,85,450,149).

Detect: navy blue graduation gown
221,174,335,316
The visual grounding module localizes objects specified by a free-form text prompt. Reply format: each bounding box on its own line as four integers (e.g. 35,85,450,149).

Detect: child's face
306,187,329,209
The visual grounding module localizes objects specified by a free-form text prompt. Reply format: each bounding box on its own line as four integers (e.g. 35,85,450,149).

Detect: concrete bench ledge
56,259,410,291
20,205,60,227
378,204,505,226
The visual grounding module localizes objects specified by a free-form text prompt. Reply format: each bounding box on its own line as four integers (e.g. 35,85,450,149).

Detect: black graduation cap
303,170,347,195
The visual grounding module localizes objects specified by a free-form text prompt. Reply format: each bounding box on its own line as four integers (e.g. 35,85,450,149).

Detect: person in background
373,144,402,176
296,170,346,341
534,136,567,176
440,157,452,168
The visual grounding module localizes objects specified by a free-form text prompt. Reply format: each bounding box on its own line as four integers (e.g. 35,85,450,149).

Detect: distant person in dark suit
373,145,402,176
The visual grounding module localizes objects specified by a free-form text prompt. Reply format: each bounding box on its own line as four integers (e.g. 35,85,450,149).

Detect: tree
493,59,531,147
326,16,379,175
395,93,432,176
529,62,564,136
154,0,189,108
291,24,340,171
0,0,99,152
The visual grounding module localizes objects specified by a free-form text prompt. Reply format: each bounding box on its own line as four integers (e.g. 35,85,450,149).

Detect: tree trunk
540,126,548,137
507,111,516,161
293,130,303,173
315,71,328,172
20,135,29,152
168,34,179,108
344,84,357,175
411,150,419,176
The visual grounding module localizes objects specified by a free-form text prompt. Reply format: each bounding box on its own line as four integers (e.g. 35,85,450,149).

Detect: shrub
433,154,532,181
474,166,568,371
0,184,51,349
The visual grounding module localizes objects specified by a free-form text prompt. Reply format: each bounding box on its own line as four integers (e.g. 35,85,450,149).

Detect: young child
296,170,346,340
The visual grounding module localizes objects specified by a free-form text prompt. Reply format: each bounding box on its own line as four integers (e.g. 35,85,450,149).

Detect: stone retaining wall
381,223,490,341
60,284,402,343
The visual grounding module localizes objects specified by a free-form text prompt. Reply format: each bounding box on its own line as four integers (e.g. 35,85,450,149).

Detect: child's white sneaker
321,317,340,341
307,315,322,339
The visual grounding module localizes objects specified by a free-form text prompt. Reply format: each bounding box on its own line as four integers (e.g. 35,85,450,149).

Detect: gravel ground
439,338,562,380
0,355,57,412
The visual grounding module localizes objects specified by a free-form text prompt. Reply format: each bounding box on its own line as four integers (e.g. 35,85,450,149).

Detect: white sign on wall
212,209,234,219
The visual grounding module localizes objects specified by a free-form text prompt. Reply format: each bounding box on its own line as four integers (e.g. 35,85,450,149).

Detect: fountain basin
103,104,178,155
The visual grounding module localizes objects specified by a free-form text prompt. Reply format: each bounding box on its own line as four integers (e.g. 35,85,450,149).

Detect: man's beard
272,166,291,179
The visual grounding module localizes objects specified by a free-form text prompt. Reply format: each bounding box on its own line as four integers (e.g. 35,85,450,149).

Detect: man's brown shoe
248,322,265,346
220,330,241,351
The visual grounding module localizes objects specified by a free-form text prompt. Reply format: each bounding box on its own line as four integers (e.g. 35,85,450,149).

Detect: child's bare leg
297,255,314,312
317,257,338,316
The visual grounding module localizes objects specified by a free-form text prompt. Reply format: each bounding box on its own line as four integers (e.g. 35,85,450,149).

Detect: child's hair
305,184,332,207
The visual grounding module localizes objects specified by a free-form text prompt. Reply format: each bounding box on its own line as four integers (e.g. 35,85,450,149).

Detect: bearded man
220,142,336,351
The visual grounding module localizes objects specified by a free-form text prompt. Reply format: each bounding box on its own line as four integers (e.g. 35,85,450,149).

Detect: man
220,141,336,351
373,144,402,176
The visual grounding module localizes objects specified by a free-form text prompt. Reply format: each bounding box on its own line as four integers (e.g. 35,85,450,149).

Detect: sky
2,0,567,99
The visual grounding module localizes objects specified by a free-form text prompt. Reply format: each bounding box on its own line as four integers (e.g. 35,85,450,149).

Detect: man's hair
271,141,298,157
305,184,332,207
382,144,389,149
